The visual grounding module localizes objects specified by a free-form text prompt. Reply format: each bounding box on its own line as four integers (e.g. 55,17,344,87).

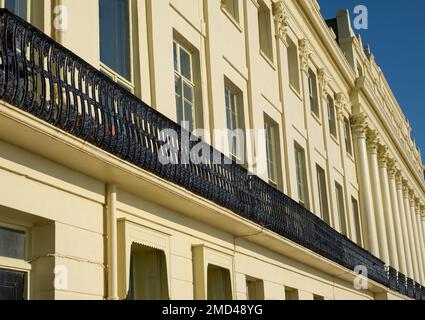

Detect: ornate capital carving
318,68,331,98
409,189,416,204
402,179,410,196
299,38,314,72
395,171,404,189
415,198,421,212
351,113,368,138
366,129,379,154
273,1,289,42
378,145,389,168
387,158,397,177
335,93,348,121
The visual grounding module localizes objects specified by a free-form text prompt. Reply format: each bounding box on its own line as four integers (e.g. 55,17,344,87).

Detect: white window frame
264,117,279,187
99,0,135,93
316,164,330,225
117,219,171,300
335,182,347,236
344,117,353,156
351,197,363,246
327,96,337,139
294,143,309,209
174,40,196,132
308,69,320,117
0,221,31,300
225,84,245,162
257,0,273,63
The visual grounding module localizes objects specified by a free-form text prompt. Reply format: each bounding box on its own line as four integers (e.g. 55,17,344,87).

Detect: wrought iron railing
0,9,423,300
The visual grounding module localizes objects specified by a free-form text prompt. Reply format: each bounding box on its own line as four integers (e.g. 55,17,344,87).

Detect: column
411,196,425,285
403,184,420,282
378,148,399,269
387,161,407,274
366,130,389,264
396,173,414,278
351,113,379,256
416,203,425,285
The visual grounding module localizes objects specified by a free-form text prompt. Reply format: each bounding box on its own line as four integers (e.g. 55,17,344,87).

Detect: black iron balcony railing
0,9,422,300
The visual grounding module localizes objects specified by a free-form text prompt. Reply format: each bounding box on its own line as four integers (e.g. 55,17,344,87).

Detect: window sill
311,111,322,126
100,63,135,93
221,7,243,33
346,152,355,163
259,50,276,71
0,256,31,272
330,134,339,145
289,84,303,101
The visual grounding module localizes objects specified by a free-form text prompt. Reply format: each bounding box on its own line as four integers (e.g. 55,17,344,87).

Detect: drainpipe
107,184,118,300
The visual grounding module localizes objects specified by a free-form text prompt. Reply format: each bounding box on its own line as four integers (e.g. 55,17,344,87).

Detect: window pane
99,0,131,80
317,165,330,225
0,227,26,260
352,198,362,246
173,42,178,72
183,101,194,132
6,0,27,20
183,82,193,103
179,49,191,81
336,183,347,235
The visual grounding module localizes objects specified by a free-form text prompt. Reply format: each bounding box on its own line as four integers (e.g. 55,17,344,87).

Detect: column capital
335,92,349,121
366,129,379,154
351,113,368,138
387,158,398,178
378,145,389,168
415,198,421,211
421,205,425,217
299,38,314,72
402,179,410,197
318,68,332,98
395,171,404,189
408,189,416,205
272,0,289,43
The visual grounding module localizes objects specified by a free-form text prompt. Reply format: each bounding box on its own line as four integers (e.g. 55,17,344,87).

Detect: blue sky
318,0,425,162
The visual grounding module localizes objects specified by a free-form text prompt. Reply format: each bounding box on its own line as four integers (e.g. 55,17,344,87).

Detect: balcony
0,9,423,300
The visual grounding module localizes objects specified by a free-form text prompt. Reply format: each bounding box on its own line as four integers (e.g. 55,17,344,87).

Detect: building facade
0,0,424,300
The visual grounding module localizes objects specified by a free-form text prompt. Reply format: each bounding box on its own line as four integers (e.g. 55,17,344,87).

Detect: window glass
222,0,239,22
265,118,279,186
352,197,363,246
174,41,195,132
99,0,131,80
295,143,309,209
225,85,245,161
317,165,330,225
335,183,347,235
5,0,27,20
328,96,337,138
344,117,353,156
258,1,273,61
0,227,26,260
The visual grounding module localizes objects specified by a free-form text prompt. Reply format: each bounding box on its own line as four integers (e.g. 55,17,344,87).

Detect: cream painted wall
0,0,423,300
